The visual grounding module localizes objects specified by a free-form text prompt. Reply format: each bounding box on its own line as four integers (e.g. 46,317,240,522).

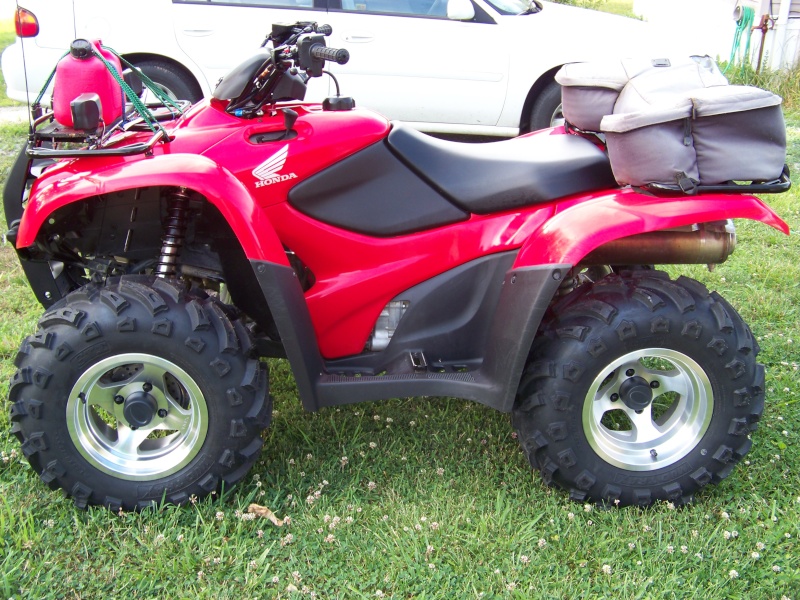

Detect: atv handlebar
310,44,350,65
223,22,348,116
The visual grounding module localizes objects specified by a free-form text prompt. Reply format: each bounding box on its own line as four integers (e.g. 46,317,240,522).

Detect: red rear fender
514,188,790,268
16,153,288,265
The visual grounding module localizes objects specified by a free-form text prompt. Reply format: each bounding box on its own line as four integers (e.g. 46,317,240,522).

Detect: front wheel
512,272,764,506
9,277,270,510
529,81,564,131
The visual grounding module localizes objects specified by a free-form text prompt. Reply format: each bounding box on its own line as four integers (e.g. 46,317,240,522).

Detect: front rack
25,102,190,159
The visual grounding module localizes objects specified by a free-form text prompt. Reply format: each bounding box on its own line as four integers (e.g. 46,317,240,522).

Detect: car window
174,0,316,8
335,0,449,17
483,0,530,14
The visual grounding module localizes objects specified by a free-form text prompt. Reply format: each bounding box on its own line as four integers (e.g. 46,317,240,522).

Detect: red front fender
15,153,289,265
513,188,790,268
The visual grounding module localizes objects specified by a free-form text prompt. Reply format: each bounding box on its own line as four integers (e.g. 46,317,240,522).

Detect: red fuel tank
52,39,123,128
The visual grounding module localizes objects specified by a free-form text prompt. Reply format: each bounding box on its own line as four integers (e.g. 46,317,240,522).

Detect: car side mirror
447,0,475,21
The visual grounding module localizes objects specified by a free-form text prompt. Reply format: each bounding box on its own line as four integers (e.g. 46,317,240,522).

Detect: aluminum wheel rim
582,348,713,471
551,103,565,128
67,353,208,480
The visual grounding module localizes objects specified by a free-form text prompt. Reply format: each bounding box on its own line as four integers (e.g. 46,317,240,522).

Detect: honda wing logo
252,145,297,188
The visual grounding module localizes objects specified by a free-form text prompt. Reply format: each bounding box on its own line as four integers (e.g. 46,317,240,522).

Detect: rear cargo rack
644,165,791,196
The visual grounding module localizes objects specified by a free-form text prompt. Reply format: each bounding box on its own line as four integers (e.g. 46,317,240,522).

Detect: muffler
580,221,736,266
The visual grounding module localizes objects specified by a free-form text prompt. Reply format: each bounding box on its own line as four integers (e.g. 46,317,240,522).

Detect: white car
2,0,698,136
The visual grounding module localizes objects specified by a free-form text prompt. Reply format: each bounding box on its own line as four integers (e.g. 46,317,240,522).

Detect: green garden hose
725,5,755,73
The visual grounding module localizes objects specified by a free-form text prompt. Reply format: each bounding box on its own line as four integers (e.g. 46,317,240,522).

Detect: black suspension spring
155,188,191,279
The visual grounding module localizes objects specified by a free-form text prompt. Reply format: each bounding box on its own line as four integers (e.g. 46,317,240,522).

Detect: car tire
9,276,270,510
133,59,203,103
529,81,564,131
512,271,763,507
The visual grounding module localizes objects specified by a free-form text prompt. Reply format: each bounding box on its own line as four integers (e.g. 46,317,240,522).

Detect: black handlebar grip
310,44,350,65
316,24,333,36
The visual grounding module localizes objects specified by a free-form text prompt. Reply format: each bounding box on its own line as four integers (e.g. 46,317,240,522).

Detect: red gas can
52,39,123,128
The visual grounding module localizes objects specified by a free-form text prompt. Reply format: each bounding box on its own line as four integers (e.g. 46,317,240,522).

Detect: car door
170,0,331,98
324,0,509,126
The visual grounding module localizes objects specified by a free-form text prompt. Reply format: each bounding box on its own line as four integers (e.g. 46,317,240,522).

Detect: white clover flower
729,569,738,579
601,564,612,575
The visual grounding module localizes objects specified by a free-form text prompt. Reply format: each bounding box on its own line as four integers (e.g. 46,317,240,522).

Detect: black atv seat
387,123,617,214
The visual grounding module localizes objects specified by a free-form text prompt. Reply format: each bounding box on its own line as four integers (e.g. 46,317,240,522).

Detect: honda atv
3,23,791,510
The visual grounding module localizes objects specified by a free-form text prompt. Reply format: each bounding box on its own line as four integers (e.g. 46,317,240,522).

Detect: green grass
555,0,640,19
601,0,639,19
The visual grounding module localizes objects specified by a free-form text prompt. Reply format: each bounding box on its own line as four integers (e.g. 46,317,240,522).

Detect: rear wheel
133,59,203,103
9,277,270,510
512,271,764,506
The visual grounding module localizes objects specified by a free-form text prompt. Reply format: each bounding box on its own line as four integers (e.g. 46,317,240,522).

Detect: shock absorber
156,188,191,278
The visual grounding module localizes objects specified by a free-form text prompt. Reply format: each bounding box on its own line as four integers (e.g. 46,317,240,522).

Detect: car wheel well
520,67,562,133
121,53,204,100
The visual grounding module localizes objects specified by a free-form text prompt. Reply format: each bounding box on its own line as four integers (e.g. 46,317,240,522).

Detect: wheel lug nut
626,369,635,377
650,381,660,389
158,409,168,418
114,395,125,404
635,409,644,414
142,382,153,392
610,393,619,402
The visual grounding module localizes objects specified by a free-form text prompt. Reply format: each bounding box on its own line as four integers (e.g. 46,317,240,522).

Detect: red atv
4,23,791,510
